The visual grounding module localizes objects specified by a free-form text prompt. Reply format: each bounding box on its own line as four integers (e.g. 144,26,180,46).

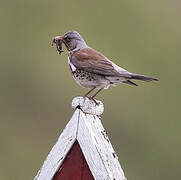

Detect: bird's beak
51,36,64,55
51,36,63,46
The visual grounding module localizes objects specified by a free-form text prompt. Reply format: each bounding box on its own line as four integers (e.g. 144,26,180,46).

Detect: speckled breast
72,69,99,88
68,56,110,89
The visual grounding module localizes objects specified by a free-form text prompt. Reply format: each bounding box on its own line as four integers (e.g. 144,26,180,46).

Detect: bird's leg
83,87,99,104
91,88,104,99
83,87,96,98
90,88,104,105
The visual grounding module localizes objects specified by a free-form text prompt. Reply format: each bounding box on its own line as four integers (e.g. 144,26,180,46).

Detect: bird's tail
129,73,158,82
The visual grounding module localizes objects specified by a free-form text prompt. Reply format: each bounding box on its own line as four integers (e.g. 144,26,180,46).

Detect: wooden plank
77,111,126,180
34,110,80,180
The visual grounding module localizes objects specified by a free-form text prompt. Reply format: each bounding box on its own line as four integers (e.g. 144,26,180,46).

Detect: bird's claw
84,96,100,105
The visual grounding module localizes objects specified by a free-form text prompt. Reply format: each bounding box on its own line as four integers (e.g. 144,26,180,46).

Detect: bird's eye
65,36,71,42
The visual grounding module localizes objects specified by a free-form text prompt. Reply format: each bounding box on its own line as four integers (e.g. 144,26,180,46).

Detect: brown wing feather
70,48,121,76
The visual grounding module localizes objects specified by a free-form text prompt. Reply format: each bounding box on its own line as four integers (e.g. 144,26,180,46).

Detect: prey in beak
51,36,64,55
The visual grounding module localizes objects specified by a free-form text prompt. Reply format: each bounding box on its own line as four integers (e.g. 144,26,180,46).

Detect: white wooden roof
35,97,127,180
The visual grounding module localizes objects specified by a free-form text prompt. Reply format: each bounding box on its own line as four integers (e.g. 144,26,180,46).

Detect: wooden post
34,97,127,180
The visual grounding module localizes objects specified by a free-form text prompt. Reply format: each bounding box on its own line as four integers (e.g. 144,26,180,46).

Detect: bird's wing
70,47,131,77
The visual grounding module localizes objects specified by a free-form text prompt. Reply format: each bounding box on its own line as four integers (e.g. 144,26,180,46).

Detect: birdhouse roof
35,97,126,180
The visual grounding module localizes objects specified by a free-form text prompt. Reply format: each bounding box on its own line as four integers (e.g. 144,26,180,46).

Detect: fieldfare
52,31,158,102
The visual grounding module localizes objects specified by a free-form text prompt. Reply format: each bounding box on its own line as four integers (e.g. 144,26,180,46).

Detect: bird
52,31,158,103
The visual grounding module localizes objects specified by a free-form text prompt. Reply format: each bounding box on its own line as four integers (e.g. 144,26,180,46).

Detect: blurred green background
1,0,180,179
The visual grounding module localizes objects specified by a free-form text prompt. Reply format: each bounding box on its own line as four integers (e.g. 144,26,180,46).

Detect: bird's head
62,31,87,51
52,31,88,54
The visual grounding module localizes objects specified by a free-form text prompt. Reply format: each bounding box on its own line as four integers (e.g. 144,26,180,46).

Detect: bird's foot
85,96,100,105
72,96,104,115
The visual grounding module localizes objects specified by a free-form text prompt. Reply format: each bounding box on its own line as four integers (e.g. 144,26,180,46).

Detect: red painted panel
53,140,94,180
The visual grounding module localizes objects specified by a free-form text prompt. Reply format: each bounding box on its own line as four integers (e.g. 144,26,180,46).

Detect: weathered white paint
72,96,104,116
34,97,126,180
77,111,126,180
34,110,79,180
